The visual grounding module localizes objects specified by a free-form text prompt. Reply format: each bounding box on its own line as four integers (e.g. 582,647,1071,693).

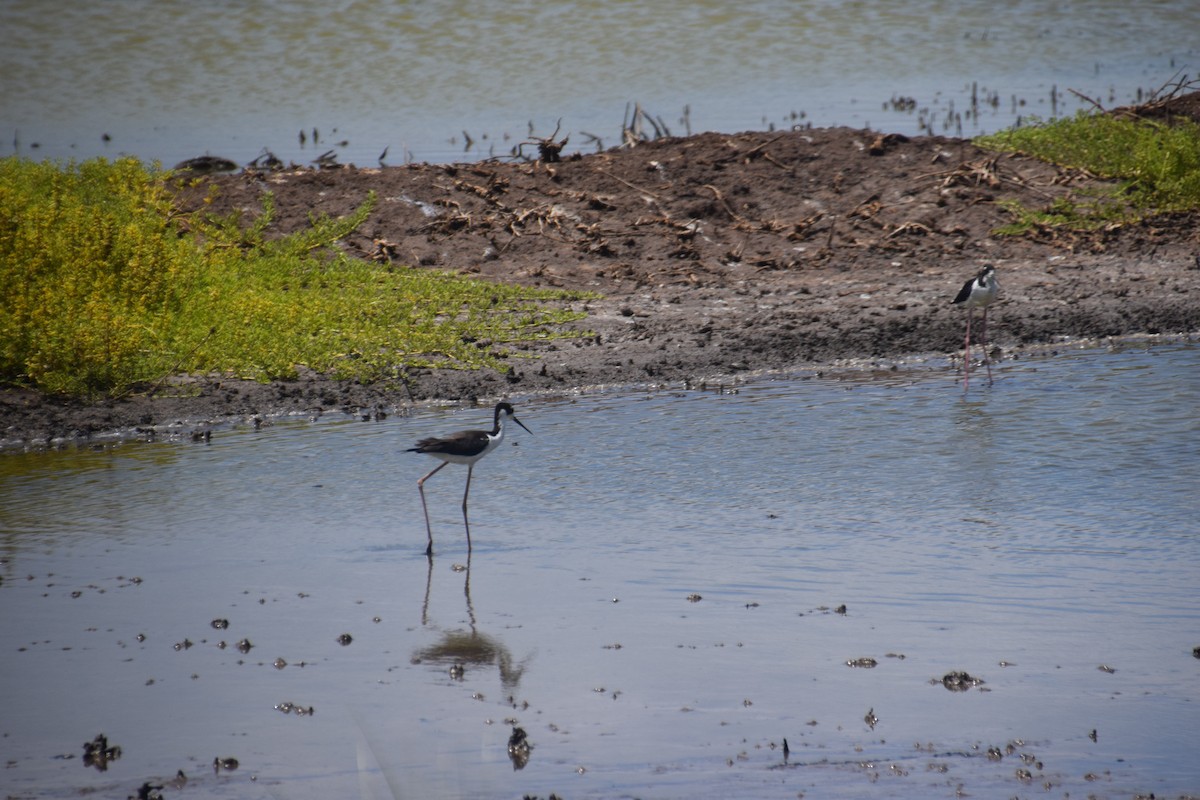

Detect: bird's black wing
952,277,975,305
409,430,489,457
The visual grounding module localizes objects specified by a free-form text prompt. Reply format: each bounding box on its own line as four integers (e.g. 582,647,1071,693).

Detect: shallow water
2,340,1198,798
2,0,1198,167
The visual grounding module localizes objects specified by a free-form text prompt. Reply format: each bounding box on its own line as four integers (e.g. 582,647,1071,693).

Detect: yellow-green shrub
0,157,591,397
1,157,205,394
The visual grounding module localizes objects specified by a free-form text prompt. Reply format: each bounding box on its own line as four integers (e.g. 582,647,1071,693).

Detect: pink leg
461,464,474,552
418,461,448,556
962,310,973,390
981,308,993,385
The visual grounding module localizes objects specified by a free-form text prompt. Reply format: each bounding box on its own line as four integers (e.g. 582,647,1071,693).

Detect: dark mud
3,125,1197,449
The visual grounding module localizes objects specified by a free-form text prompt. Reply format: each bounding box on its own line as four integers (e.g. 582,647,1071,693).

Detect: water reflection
414,556,532,700
3,0,1195,167
950,394,1001,519
0,342,1197,799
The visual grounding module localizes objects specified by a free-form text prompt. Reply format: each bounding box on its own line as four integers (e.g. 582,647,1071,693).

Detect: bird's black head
495,401,532,435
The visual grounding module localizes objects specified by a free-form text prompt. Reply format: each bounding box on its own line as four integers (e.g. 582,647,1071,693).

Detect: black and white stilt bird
952,264,999,389
408,402,531,556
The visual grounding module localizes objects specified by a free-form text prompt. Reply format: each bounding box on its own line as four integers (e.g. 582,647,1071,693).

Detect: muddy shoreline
3,126,1197,449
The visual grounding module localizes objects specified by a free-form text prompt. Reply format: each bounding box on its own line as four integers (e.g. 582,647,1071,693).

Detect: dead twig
621,102,672,148
514,119,569,163
1067,87,1108,113
703,184,744,223
885,221,933,238
761,152,793,173
595,168,662,200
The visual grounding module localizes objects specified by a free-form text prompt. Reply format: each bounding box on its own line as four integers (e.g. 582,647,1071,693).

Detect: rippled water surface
2,0,1198,166
2,341,1198,798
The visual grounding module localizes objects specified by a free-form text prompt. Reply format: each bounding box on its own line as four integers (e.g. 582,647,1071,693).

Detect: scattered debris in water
130,780,163,800
213,756,239,773
1097,664,1117,674
846,657,877,668
211,618,229,630
937,670,985,691
336,633,353,646
82,733,121,771
249,150,285,172
312,149,339,168
507,725,531,770
275,701,315,716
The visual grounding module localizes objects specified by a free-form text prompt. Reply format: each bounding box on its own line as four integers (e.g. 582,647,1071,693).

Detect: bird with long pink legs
408,402,532,556
952,264,999,389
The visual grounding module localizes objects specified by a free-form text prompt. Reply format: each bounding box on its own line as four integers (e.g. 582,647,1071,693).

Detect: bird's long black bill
514,418,532,435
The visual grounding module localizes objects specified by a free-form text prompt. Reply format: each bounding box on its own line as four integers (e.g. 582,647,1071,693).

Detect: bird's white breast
966,276,999,308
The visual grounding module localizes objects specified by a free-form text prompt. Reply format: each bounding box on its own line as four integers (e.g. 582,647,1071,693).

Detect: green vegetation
975,111,1200,233
0,157,592,397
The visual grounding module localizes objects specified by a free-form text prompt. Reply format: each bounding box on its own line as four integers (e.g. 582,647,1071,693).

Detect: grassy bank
0,158,592,397
975,109,1200,232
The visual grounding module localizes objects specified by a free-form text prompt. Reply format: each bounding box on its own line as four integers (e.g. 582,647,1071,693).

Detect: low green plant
0,157,593,397
975,111,1200,232
1,157,205,394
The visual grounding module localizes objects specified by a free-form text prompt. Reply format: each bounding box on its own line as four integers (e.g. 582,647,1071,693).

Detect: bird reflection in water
413,556,535,768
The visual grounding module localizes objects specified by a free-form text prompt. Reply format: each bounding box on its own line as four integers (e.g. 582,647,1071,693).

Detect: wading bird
408,402,531,556
952,264,999,389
